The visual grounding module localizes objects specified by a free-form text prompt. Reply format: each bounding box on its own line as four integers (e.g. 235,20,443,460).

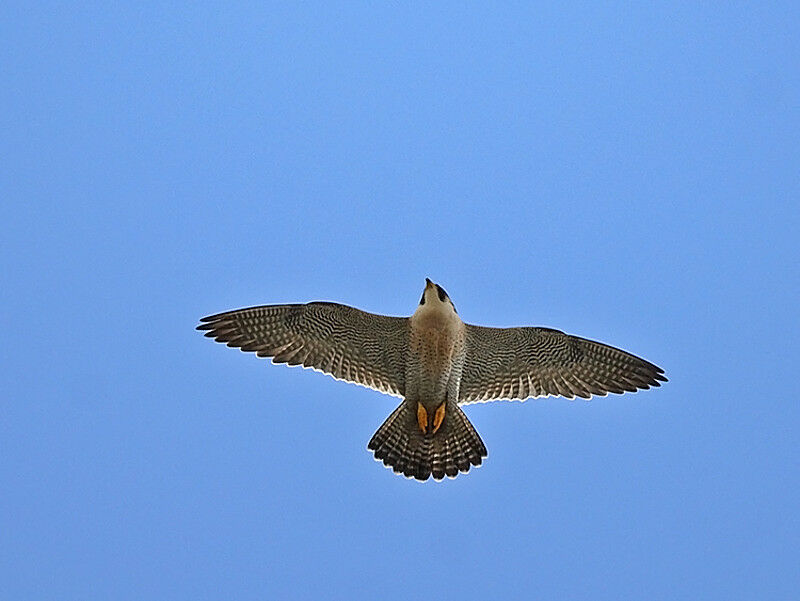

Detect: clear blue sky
2,3,798,600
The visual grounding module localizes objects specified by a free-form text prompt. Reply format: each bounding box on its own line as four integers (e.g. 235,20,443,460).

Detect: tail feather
443,437,459,478
368,400,487,481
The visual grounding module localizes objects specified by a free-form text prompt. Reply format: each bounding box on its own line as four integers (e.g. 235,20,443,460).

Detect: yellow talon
417,403,428,434
433,402,446,434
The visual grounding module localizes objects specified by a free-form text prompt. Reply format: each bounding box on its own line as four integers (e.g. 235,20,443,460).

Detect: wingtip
643,360,667,383
197,311,230,330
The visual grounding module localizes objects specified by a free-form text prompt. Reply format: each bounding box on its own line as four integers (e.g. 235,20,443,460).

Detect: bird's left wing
458,324,666,404
198,302,408,397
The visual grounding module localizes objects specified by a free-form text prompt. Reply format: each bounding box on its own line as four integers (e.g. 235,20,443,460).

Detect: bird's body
407,283,465,415
198,279,666,481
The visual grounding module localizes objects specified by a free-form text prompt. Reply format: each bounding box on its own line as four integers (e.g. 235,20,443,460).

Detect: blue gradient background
2,3,798,600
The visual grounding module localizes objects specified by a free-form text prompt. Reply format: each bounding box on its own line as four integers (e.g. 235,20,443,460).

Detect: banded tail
368,400,487,481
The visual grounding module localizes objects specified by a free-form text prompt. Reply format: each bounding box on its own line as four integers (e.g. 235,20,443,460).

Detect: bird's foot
417,403,428,434
432,402,445,434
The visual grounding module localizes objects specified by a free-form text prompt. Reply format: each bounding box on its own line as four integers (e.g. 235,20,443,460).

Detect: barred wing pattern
198,303,408,397
459,325,667,404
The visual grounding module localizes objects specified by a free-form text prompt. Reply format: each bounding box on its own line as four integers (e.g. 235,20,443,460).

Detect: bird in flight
197,279,666,481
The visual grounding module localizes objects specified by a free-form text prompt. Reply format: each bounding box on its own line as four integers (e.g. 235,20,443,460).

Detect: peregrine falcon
197,279,666,481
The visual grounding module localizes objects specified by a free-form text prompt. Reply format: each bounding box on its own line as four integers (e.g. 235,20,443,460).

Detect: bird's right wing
458,324,666,404
198,302,408,397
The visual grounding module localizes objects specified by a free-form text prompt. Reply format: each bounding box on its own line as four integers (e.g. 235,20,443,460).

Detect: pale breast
406,317,466,401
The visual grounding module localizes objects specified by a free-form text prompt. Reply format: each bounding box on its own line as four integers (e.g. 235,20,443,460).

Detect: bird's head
416,278,457,315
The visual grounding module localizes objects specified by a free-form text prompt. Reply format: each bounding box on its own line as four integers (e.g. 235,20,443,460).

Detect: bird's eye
436,285,448,302
419,292,426,305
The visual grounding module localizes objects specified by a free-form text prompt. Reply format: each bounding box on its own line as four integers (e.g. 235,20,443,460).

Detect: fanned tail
368,400,487,481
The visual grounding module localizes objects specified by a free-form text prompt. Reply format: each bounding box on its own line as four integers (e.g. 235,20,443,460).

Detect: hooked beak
425,278,434,289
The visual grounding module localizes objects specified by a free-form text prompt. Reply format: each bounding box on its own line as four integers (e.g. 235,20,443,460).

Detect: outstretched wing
198,302,408,397
459,325,666,404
